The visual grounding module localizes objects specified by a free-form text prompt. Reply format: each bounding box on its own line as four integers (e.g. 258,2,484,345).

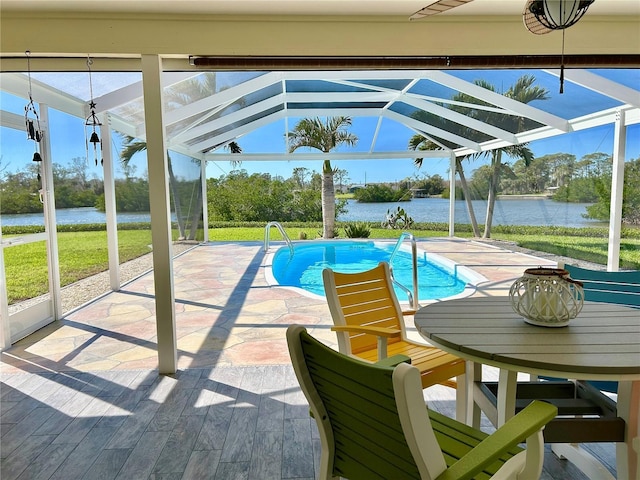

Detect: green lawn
4,225,639,304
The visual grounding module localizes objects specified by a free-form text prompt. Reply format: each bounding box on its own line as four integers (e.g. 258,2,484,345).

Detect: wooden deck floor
1,365,615,479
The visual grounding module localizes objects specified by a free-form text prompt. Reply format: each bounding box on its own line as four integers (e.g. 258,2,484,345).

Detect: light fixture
24,50,44,163
85,55,103,166
523,0,595,94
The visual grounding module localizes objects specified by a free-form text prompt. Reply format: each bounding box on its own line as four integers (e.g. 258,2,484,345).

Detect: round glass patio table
414,296,640,480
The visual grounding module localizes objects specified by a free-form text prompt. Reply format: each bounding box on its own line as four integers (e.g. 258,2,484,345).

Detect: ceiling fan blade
522,0,553,35
410,0,475,20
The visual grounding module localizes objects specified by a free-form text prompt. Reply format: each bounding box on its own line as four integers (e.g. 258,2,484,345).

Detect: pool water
270,240,468,302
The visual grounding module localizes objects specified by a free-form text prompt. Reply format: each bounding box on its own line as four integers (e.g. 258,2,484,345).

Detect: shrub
353,184,411,203
344,222,371,238
381,207,414,230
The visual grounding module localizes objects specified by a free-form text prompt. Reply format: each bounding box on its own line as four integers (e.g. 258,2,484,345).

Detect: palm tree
409,74,548,238
409,136,481,237
120,73,243,240
287,117,358,238
120,138,240,240
473,76,548,238
186,141,242,239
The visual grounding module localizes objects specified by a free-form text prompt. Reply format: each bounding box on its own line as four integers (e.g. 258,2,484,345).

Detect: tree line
2,154,638,226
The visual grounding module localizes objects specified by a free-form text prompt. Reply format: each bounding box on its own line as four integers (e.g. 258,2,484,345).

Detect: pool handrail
388,232,419,310
264,221,294,257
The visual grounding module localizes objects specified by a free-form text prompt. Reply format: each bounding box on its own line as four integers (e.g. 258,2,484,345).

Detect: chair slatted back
288,325,557,480
323,262,404,355
292,326,422,480
562,264,640,307
560,263,639,393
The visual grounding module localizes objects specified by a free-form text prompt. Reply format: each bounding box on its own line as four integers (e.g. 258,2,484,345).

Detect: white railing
389,232,419,310
264,221,294,256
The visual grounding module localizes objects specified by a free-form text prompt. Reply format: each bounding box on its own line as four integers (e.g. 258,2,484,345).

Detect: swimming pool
267,240,485,302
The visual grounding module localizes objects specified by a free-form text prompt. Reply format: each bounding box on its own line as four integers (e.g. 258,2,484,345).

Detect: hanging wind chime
523,0,595,94
85,55,103,166
24,50,46,203
24,51,44,163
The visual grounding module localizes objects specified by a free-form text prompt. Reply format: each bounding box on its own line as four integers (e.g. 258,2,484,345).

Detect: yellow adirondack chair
322,261,467,418
287,324,558,480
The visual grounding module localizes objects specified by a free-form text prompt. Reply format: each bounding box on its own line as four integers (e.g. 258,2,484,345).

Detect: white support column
141,54,177,374
201,160,208,243
448,152,456,237
607,109,626,272
40,105,62,319
102,115,120,290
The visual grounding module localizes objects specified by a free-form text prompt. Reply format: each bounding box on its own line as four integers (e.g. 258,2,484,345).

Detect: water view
340,197,599,228
0,197,601,228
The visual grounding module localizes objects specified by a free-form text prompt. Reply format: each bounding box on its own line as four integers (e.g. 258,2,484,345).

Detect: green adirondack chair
287,324,557,480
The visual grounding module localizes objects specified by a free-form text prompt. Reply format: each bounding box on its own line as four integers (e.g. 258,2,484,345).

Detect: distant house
546,186,560,198
348,184,366,193
410,188,429,198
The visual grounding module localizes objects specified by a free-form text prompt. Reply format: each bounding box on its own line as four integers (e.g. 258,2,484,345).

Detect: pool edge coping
263,238,489,304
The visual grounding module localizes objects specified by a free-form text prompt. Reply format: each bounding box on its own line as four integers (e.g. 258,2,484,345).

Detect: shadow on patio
1,239,612,479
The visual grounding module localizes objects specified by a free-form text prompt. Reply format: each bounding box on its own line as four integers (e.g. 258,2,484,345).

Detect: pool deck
2,238,612,479
1,237,557,374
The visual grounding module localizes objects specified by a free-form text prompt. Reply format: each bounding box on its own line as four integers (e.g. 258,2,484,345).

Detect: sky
205,118,640,185
1,84,639,186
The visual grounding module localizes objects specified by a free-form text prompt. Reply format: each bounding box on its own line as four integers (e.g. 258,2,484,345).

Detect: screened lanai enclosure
1,62,639,352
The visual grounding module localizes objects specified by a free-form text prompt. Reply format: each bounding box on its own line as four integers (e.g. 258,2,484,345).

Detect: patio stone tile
222,338,291,366
110,345,157,363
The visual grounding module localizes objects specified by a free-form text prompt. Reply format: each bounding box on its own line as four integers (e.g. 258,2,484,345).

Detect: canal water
1,197,602,228
340,197,600,228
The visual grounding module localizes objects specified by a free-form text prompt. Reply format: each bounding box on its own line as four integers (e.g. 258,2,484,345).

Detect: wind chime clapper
24,50,44,163
85,56,103,166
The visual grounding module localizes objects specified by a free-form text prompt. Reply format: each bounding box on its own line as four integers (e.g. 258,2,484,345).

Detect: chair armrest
331,325,402,337
401,309,417,316
436,400,557,480
375,354,412,367
331,326,402,361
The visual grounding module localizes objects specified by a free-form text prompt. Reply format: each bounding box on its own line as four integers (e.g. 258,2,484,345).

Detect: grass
5,230,154,304
4,223,639,304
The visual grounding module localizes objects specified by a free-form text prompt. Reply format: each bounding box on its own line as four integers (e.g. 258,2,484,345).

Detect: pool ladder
389,232,420,310
264,221,294,256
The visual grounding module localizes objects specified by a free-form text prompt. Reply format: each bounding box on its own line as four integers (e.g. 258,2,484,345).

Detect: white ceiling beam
454,106,640,157
190,106,398,153
171,93,286,143
188,109,286,152
168,102,230,143
194,103,460,153
2,73,86,117
93,72,199,114
0,110,30,130
164,71,283,126
193,100,485,155
384,110,481,151
426,70,572,132
174,91,400,145
398,95,519,144
205,150,449,162
106,113,137,138
547,69,640,108
284,91,396,103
